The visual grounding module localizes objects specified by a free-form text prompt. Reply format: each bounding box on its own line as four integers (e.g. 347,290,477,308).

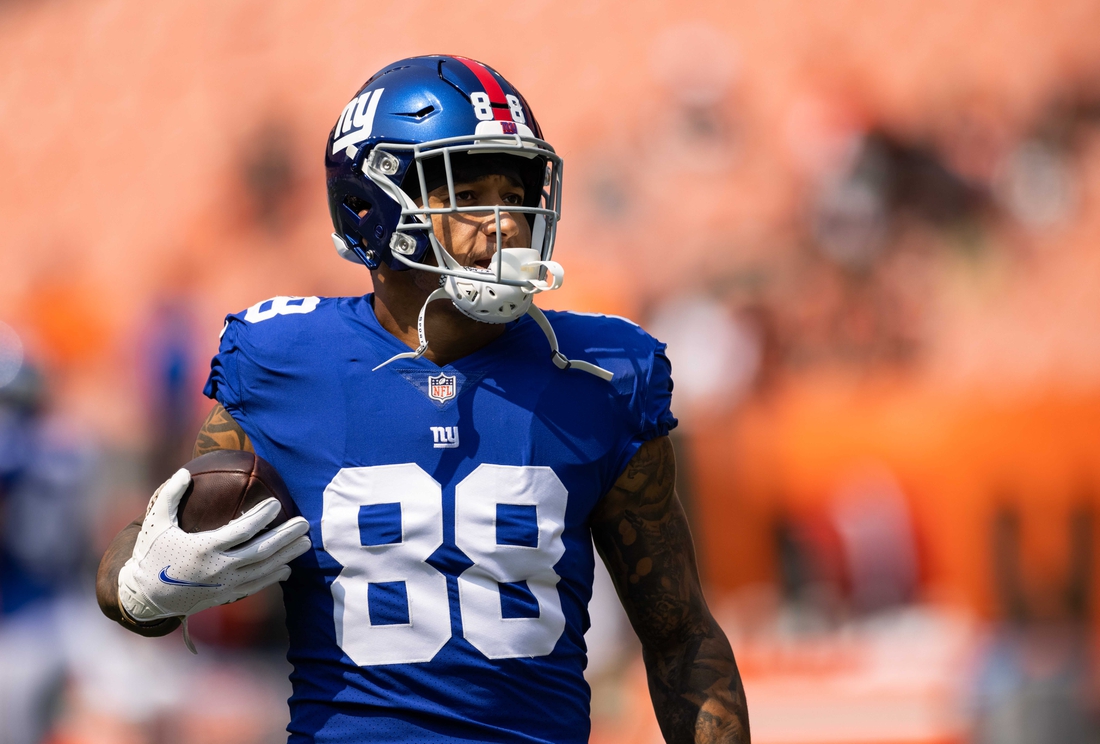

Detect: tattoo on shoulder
193,403,254,458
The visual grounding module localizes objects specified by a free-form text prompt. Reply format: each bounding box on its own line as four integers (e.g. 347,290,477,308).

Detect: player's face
421,174,531,267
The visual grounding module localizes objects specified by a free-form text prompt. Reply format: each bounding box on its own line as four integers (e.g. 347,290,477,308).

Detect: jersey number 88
321,463,568,666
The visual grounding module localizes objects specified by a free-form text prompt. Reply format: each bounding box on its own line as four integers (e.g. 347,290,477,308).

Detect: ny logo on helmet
428,373,456,403
332,88,385,156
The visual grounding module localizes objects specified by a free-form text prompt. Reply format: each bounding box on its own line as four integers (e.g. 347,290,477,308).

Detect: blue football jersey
203,294,676,744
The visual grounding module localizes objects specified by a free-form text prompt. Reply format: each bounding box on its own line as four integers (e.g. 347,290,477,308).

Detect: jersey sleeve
608,338,678,482
202,316,247,417
641,342,677,440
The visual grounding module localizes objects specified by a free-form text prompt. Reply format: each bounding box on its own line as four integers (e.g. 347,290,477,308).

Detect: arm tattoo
193,403,254,457
96,404,252,635
591,436,749,743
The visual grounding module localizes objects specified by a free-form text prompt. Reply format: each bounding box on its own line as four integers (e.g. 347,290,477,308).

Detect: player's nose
482,207,521,247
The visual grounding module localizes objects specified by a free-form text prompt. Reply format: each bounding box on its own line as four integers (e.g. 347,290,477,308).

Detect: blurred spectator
0,366,93,614
996,138,1077,229
0,347,98,744
648,293,761,417
774,508,847,632
772,466,920,626
970,501,1100,744
830,466,920,614
0,323,23,391
812,128,989,271
144,299,201,485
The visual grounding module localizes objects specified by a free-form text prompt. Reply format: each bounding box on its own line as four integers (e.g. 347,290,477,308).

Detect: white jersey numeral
321,464,569,666
322,465,450,666
456,465,567,659
243,296,320,324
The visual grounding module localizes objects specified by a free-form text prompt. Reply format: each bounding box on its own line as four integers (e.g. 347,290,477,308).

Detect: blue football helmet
326,56,562,299
326,55,610,381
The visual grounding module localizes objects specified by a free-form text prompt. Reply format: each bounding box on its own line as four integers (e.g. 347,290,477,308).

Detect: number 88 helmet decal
326,55,611,381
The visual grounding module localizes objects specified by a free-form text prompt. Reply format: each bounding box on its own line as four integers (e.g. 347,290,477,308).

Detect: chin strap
373,291,614,382
526,305,614,381
181,616,198,655
373,287,450,371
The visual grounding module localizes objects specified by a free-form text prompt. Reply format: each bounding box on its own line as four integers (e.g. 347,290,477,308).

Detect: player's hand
117,468,311,623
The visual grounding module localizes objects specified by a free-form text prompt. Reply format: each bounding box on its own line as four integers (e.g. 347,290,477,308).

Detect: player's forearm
591,436,749,741
642,617,749,744
95,519,181,637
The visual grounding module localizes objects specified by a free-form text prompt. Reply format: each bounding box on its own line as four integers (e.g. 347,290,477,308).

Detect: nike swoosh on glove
118,468,311,625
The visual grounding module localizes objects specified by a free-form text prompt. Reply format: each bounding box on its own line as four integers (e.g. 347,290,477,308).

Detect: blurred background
2,1,1100,742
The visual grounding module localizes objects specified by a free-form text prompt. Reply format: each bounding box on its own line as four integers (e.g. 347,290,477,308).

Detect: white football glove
118,467,311,627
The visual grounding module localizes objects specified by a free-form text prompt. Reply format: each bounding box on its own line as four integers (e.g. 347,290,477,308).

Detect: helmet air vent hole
396,106,436,119
344,196,372,222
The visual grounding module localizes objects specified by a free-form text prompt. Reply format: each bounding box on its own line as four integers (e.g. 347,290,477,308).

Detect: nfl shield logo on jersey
428,373,457,403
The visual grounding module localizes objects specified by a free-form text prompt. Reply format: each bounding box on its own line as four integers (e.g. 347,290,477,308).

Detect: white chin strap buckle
372,249,612,382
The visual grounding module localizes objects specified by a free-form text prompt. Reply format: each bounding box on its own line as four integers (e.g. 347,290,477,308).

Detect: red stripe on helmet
451,56,512,121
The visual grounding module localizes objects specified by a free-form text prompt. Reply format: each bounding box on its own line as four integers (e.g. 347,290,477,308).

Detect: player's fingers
226,517,310,564
259,535,312,572
236,536,311,580
210,498,283,548
149,469,192,525
235,565,292,597
274,534,312,565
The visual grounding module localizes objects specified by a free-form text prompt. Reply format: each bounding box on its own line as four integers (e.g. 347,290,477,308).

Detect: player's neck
370,268,506,367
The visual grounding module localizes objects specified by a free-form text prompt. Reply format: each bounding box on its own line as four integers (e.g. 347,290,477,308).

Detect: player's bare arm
591,436,750,744
193,402,255,458
95,403,254,635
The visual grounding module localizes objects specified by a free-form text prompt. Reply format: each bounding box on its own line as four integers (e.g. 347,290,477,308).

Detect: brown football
176,450,295,533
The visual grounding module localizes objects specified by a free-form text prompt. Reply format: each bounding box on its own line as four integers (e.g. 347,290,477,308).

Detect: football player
96,56,749,743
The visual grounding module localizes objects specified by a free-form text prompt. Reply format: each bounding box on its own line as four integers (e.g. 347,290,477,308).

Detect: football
176,449,295,533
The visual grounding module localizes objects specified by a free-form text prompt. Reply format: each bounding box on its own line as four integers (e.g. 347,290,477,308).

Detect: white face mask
368,137,562,286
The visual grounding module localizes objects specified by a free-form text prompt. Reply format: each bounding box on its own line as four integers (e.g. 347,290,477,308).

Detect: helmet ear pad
327,162,432,270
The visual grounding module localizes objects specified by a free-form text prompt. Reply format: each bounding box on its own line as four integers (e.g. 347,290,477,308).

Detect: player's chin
438,298,481,324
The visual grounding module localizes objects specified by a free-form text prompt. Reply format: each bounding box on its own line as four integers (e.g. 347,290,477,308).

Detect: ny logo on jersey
427,373,456,403
430,426,459,449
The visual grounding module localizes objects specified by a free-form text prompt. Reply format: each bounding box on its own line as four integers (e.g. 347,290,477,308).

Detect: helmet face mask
379,136,562,287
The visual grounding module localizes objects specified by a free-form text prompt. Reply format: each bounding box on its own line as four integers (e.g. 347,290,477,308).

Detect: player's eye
502,191,524,206
454,190,477,202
